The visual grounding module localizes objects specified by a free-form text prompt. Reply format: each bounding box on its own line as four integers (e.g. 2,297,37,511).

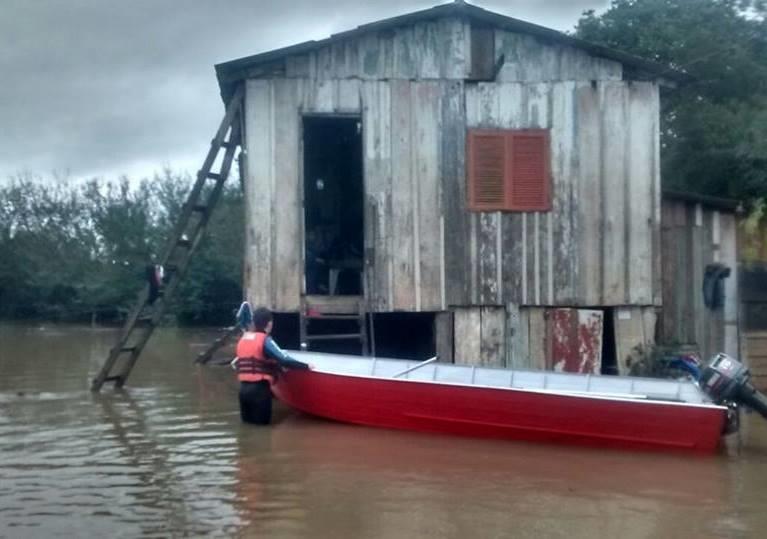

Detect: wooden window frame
467,128,552,212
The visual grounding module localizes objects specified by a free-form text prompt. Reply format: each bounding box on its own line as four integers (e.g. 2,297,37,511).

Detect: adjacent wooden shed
740,212,767,389
215,1,685,372
659,191,740,362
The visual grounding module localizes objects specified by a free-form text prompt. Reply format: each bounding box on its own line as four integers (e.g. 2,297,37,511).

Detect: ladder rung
196,170,222,182
177,238,191,248
192,204,208,213
305,333,362,341
104,376,121,382
220,140,238,149
120,347,137,354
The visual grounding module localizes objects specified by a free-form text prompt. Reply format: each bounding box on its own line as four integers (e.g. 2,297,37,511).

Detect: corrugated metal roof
215,0,689,94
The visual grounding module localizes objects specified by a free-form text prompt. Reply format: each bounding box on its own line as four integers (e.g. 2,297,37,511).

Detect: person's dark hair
252,307,273,332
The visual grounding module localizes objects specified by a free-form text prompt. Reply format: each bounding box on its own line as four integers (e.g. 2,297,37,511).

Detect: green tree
0,176,98,319
175,184,245,325
80,177,162,319
0,170,244,325
575,0,767,199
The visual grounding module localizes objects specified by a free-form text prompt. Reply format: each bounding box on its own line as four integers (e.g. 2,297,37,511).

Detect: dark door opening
303,116,364,296
601,307,617,375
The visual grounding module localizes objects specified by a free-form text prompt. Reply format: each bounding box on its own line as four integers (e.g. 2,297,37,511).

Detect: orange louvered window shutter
508,130,551,211
468,130,507,210
467,129,551,212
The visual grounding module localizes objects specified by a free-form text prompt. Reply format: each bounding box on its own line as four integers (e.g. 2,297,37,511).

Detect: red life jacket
235,331,280,383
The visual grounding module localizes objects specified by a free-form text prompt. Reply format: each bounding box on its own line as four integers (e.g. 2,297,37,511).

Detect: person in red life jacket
232,306,309,425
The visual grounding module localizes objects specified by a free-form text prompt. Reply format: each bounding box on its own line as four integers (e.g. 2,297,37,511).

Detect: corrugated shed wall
660,199,739,360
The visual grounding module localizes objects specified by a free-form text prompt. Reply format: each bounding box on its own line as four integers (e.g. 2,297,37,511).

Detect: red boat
272,352,728,453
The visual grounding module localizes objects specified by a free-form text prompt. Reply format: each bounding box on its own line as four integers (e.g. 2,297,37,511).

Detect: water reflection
94,390,242,536
1,324,767,538
249,416,730,539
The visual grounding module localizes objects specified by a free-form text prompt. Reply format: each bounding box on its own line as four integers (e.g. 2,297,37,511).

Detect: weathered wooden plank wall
453,306,506,366
243,79,275,309
546,308,604,374
274,20,624,83
362,81,392,311
659,198,739,360
285,18,469,80
242,22,658,315
244,78,365,310
462,80,660,308
747,332,767,390
614,306,657,375
245,77,449,313
372,79,449,312
495,30,622,83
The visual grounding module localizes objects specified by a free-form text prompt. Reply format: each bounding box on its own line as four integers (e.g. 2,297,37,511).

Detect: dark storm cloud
0,0,607,182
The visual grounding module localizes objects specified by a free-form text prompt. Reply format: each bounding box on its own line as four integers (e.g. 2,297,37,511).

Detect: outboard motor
699,353,767,420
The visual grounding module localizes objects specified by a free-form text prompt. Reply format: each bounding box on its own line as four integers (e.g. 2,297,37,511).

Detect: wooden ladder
299,295,371,356
91,85,245,392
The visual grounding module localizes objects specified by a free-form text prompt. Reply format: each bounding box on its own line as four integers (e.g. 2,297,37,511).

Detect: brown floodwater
1,324,767,538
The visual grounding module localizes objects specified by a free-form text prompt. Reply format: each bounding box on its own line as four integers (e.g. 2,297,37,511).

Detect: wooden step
305,333,363,341
304,313,361,320
303,295,363,315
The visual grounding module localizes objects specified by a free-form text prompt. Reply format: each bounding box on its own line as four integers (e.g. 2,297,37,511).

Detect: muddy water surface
1,324,767,538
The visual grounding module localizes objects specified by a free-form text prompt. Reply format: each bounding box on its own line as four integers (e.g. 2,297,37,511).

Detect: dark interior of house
303,116,364,296
272,312,436,359
600,308,617,375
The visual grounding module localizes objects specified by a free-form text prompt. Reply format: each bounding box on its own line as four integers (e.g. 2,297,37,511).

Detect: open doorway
600,307,617,375
303,116,364,296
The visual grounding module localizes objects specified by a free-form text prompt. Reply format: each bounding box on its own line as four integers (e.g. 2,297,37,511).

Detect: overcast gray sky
0,0,608,182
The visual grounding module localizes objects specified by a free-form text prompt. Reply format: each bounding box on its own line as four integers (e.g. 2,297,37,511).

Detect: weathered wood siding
495,30,622,82
284,18,469,80
747,332,767,390
613,306,657,375
456,305,645,372
660,199,739,360
244,78,364,310
459,80,660,307
242,22,658,313
277,20,624,83
244,77,450,312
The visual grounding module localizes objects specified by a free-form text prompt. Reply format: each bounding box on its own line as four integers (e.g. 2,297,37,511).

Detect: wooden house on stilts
215,1,688,374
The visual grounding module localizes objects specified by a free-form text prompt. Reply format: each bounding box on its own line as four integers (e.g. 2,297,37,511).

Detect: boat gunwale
280,364,728,412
